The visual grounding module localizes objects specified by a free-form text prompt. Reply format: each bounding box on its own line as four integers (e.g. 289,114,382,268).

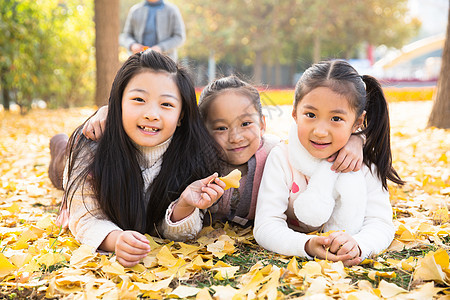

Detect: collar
134,137,172,169
145,0,164,7
288,123,322,177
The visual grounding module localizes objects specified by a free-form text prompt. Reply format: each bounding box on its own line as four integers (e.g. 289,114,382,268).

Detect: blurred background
0,0,448,110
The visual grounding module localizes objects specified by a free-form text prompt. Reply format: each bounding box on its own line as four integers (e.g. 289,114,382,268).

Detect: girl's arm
68,185,124,251
328,134,364,172
65,145,123,251
352,164,395,259
67,163,151,267
82,105,108,140
253,145,314,258
160,173,225,241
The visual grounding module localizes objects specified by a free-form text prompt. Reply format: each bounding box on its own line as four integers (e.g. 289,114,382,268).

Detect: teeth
140,126,158,132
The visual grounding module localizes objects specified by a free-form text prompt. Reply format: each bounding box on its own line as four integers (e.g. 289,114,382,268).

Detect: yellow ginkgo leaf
156,245,178,267
36,252,66,268
219,169,242,190
213,266,239,280
413,248,450,285
169,285,200,298
378,280,407,298
432,207,449,224
6,203,21,214
102,261,126,276
0,253,17,277
70,244,96,266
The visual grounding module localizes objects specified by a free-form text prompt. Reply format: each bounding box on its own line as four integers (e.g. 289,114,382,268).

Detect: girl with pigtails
254,60,404,266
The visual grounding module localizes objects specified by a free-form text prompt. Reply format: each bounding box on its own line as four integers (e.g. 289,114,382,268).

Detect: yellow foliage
0,102,449,298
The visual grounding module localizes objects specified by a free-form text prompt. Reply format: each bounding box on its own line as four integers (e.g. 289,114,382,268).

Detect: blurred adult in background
120,0,185,61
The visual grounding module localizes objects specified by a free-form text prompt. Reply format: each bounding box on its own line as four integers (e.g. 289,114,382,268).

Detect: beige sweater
65,138,201,251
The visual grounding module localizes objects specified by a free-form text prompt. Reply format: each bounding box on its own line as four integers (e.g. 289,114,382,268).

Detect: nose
228,127,244,143
313,122,328,138
144,104,159,121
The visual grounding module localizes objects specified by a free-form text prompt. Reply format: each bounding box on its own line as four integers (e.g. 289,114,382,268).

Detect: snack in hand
219,169,242,190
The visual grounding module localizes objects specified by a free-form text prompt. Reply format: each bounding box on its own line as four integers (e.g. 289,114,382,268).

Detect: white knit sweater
65,138,201,251
253,141,395,260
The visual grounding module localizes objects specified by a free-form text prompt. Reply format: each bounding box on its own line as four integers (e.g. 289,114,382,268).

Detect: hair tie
360,76,367,90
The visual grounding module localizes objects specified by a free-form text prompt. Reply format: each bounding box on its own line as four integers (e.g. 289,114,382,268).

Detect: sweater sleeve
253,145,315,258
353,165,395,260
156,4,186,52
160,200,203,241
119,4,140,50
65,149,122,251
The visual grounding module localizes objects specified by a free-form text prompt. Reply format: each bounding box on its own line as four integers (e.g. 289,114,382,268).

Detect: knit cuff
301,239,314,261
80,222,123,253
353,237,373,261
162,200,203,241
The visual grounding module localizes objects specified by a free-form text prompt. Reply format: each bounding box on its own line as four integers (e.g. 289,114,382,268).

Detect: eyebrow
210,113,259,123
302,104,347,115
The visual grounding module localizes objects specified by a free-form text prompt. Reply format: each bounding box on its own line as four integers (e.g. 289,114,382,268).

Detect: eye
132,97,145,102
215,126,227,131
331,116,342,122
305,112,315,118
162,102,174,108
242,121,252,127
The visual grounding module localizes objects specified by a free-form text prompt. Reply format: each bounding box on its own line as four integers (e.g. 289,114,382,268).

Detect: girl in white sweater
254,60,404,266
62,51,226,267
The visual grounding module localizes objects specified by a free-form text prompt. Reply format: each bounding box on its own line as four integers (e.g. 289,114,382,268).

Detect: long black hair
294,59,404,189
64,50,223,234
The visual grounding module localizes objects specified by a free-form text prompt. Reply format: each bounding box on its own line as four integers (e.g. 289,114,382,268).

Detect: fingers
212,176,226,189
117,257,141,268
328,231,349,253
91,120,104,140
115,231,151,267
82,121,90,138
354,159,362,172
343,256,363,267
202,172,219,185
327,153,337,163
331,152,346,172
82,121,96,140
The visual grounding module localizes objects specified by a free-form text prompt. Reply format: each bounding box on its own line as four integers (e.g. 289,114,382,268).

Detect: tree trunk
1,69,10,111
94,0,120,107
428,7,450,129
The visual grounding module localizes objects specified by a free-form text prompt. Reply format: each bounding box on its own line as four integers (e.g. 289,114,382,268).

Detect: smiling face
121,70,182,147
205,91,265,166
292,87,364,159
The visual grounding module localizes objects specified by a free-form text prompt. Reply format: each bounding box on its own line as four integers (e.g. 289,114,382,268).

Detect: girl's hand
171,173,226,222
82,105,108,140
328,134,364,173
55,205,69,229
305,232,362,267
114,230,151,267
327,231,362,266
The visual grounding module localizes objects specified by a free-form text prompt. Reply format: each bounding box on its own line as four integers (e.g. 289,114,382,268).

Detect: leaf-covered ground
0,101,449,299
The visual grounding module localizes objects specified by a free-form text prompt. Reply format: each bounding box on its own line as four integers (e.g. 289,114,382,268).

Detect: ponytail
362,75,404,189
